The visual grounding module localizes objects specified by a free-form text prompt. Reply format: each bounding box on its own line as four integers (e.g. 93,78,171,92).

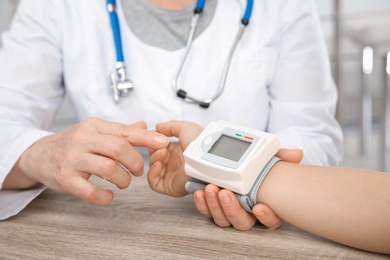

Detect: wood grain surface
0,175,388,260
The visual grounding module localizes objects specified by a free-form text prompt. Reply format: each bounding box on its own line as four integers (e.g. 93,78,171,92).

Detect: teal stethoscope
107,0,253,108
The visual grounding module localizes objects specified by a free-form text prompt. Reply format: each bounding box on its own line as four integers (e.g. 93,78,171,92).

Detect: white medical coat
0,0,343,219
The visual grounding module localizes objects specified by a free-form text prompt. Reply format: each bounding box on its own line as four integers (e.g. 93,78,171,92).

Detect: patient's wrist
256,161,299,207
236,156,281,212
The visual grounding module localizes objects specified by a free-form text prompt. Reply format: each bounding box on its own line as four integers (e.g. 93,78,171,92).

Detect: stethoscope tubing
243,0,253,23
107,0,124,62
172,0,254,108
106,0,254,107
196,0,206,10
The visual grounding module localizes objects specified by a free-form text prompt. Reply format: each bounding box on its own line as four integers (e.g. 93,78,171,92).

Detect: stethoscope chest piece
107,0,133,104
110,61,134,104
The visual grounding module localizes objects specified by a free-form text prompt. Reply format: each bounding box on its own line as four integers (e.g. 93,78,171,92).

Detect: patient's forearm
257,161,390,254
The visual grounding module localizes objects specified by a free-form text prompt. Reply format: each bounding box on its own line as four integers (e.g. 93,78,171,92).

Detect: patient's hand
148,121,202,197
148,120,303,230
193,148,303,230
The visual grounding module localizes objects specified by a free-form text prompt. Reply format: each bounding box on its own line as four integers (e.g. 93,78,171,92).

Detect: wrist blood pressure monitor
184,121,280,212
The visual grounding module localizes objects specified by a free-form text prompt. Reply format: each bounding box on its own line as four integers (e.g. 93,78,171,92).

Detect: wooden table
0,176,388,259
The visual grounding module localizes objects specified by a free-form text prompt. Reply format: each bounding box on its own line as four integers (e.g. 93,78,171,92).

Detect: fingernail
219,195,231,206
155,135,168,144
205,189,216,199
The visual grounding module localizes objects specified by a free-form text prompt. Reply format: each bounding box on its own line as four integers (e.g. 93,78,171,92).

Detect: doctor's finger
67,176,114,206
252,204,283,229
128,121,148,129
86,117,168,150
88,135,145,176
76,153,132,189
82,117,142,135
120,124,169,150
218,189,257,231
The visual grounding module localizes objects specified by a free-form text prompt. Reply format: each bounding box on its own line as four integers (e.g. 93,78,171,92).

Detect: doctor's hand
148,120,304,230
4,117,168,206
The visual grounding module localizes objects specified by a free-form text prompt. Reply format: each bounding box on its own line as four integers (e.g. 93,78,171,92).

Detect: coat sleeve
0,0,64,218
0,185,46,220
267,0,343,166
0,0,64,183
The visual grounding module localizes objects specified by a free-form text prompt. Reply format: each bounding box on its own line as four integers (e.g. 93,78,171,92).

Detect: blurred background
1,0,390,171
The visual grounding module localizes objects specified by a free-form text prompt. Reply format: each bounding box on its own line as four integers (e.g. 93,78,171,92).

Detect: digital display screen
208,135,251,162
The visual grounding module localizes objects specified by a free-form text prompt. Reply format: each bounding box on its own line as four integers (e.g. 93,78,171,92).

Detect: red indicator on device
244,136,253,140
